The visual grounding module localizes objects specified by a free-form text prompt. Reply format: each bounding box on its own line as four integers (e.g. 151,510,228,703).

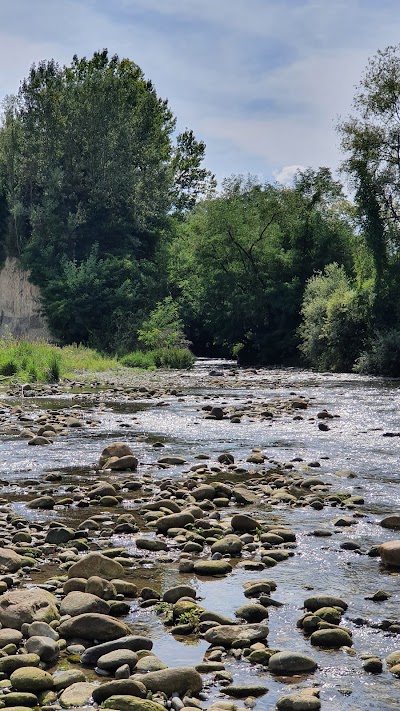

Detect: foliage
137,296,188,350
338,45,400,284
119,351,157,370
171,129,216,212
355,330,400,376
0,339,117,382
120,346,194,370
299,264,374,371
170,171,355,363
39,246,161,352
0,51,213,352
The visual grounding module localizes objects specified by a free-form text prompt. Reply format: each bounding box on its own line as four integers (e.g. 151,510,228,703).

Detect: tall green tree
0,50,214,350
170,171,355,363
338,45,400,284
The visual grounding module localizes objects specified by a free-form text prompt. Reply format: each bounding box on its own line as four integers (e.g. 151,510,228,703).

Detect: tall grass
120,347,194,370
0,339,118,383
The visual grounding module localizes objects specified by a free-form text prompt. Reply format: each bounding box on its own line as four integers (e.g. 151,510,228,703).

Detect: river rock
133,667,202,695
0,653,40,674
193,560,232,576
379,541,400,567
0,588,59,629
211,534,243,556
28,495,55,508
112,580,138,597
85,576,117,600
102,697,166,711
26,621,59,640
99,442,135,467
276,691,321,710
0,628,23,646
53,669,87,691
136,655,169,673
59,681,97,708
222,684,268,698
163,585,197,603
25,635,60,662
0,548,24,572
386,650,400,668
60,591,110,616
304,594,348,612
235,603,268,623
204,623,268,647
2,691,39,707
80,636,152,665
10,666,54,691
45,526,75,544
136,538,168,552
58,613,131,641
380,515,400,529
108,455,138,471
268,651,317,675
67,552,125,580
92,679,147,704
231,514,258,532
158,456,187,465
310,627,352,648
97,649,138,672
156,512,195,533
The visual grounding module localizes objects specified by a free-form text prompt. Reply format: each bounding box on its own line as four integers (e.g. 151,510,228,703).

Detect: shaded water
1,360,400,709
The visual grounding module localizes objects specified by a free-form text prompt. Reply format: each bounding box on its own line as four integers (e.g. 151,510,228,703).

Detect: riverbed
1,360,400,710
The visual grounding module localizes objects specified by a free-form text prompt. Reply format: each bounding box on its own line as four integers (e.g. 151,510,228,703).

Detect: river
1,359,400,710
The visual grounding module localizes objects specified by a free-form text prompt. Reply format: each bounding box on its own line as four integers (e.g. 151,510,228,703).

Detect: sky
1,0,399,185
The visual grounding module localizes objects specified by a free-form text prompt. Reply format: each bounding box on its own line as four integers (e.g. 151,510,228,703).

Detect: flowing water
1,360,400,710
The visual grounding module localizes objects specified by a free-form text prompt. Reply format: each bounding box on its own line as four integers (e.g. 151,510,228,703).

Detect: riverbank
0,361,398,710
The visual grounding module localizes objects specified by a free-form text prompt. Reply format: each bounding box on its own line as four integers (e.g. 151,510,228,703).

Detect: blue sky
1,0,400,184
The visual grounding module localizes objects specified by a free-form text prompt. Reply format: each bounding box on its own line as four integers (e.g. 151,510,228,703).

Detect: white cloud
1,0,400,183
274,165,305,186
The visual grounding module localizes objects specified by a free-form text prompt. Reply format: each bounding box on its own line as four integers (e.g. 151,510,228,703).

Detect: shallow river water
1,360,400,710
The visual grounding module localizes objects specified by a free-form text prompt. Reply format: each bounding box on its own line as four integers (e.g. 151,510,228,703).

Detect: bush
120,347,194,370
355,330,400,376
299,263,373,371
0,359,18,376
0,339,118,382
120,351,157,370
153,347,195,369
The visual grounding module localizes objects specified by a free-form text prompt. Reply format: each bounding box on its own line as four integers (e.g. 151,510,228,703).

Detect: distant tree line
0,47,400,375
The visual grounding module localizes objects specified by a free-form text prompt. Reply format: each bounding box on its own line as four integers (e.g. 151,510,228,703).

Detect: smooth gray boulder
80,636,152,665
0,588,59,629
67,552,125,580
268,651,317,675
58,613,131,641
204,623,268,647
133,667,202,695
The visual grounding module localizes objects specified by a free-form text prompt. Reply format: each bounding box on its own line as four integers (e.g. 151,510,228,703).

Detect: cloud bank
1,0,399,183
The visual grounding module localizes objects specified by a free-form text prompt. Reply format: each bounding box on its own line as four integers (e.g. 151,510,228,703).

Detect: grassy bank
0,340,118,382
0,340,195,383
120,346,195,370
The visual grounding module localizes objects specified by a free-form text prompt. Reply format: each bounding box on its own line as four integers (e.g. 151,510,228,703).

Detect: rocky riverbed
0,360,398,711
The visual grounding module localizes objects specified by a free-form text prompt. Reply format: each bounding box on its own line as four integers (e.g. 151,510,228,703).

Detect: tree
171,129,216,212
169,173,355,363
0,50,214,350
338,45,400,282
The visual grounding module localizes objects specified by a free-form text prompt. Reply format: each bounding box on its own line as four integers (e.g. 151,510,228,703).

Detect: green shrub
120,347,194,370
46,354,62,382
152,347,195,369
0,359,18,376
0,339,118,382
355,330,400,376
120,351,157,370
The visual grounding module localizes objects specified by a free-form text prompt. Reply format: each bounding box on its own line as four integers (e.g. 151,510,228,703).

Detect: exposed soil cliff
0,257,50,340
